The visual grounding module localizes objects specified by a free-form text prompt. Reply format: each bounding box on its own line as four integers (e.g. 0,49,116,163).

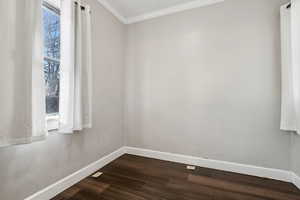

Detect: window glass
42,3,60,114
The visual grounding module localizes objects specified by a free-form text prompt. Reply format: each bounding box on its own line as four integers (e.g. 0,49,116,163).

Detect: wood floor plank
52,154,300,200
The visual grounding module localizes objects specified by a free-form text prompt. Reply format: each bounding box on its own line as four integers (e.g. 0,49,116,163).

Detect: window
42,0,60,130
42,0,60,115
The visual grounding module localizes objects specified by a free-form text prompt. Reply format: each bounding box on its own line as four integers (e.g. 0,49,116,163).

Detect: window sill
46,114,59,131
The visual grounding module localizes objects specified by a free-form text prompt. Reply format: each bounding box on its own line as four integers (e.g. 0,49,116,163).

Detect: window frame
43,0,61,131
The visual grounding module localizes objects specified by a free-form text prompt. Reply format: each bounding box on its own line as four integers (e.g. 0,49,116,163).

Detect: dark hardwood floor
52,154,300,200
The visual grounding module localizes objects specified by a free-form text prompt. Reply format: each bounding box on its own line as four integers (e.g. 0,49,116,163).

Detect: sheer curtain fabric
0,0,47,146
59,0,92,134
280,0,300,134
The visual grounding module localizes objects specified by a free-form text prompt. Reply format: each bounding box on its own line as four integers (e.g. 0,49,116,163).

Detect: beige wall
0,0,126,199
125,0,291,170
291,134,300,176
1,0,298,199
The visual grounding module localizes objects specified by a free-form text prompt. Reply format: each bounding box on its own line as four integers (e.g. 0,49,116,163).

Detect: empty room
1,0,300,199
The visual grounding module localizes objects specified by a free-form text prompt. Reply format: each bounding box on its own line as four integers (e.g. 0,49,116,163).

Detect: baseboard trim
25,147,126,200
25,146,300,200
124,147,292,183
291,172,300,189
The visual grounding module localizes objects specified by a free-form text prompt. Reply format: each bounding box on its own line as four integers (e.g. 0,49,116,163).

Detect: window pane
44,59,60,114
43,6,60,59
43,3,60,115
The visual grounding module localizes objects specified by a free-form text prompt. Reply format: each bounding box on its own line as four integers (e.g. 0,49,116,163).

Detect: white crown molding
96,0,128,24
126,0,225,24
95,0,224,24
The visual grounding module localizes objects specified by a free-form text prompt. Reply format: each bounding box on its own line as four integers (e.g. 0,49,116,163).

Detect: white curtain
280,1,300,134
59,0,92,134
280,4,295,131
0,0,47,146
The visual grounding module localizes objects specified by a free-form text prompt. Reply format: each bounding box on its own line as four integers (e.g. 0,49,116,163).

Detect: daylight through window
42,1,60,115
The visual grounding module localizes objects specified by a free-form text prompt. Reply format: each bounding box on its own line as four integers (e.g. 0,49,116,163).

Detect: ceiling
109,0,204,18
97,0,224,24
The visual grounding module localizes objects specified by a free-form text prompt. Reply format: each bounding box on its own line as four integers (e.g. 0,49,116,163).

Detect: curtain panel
291,0,300,134
0,0,47,147
280,4,296,131
280,0,300,134
59,0,92,134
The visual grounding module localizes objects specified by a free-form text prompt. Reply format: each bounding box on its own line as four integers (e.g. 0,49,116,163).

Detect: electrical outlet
186,165,196,170
91,172,103,178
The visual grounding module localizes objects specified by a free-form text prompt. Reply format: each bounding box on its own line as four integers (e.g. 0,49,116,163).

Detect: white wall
291,134,300,176
125,0,291,170
1,0,298,199
0,0,126,199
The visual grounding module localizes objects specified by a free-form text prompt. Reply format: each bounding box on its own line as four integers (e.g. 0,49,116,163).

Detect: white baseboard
124,147,292,183
25,147,126,200
291,172,300,189
25,146,300,200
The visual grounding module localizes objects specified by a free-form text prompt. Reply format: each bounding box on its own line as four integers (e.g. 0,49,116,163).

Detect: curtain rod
74,1,89,11
287,3,291,9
